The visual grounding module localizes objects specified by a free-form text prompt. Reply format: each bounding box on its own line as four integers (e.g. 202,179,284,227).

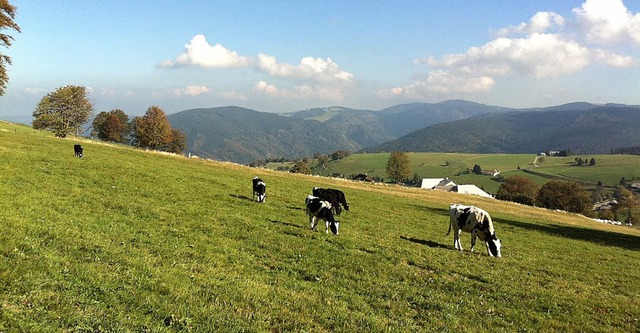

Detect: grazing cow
74,144,83,158
252,177,266,203
306,195,340,235
446,204,502,257
312,187,350,215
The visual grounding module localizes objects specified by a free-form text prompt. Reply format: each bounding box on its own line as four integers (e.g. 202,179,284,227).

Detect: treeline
31,85,187,154
612,146,640,155
496,176,639,224
92,107,187,154
248,150,351,168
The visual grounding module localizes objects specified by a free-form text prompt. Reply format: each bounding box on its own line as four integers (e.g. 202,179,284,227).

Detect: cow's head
344,203,350,211
329,220,340,235
257,193,266,203
486,235,502,257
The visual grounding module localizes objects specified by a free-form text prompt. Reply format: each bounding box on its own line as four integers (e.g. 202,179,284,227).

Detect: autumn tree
290,161,311,174
495,175,539,205
166,128,187,154
32,85,94,137
536,180,592,215
614,186,638,225
131,106,173,150
386,151,411,183
0,0,20,96
92,109,129,143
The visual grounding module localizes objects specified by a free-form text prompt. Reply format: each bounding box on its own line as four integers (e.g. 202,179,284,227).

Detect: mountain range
167,100,640,164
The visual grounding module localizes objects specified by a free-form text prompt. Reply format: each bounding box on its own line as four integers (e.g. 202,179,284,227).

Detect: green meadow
316,152,640,194
1,120,640,332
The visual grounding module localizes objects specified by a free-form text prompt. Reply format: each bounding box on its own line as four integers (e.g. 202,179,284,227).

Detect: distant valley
167,101,640,164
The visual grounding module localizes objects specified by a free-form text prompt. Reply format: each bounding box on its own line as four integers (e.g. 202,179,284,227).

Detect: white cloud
429,33,591,78
257,53,354,83
253,80,347,100
160,34,250,68
379,72,495,99
496,11,565,36
592,49,635,67
389,0,640,100
573,0,640,44
173,85,211,96
218,91,248,100
23,87,48,95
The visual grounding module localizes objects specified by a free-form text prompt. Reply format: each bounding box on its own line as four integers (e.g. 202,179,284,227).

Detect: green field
2,120,640,332
312,152,640,194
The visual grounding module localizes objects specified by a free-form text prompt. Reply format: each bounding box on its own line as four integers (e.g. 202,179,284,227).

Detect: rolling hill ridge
364,105,640,154
167,101,640,163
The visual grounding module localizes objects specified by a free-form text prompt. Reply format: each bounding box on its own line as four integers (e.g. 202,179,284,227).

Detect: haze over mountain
363,105,640,155
167,100,640,164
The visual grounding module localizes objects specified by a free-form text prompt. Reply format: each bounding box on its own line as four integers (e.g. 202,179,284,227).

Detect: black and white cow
312,187,349,215
305,195,340,235
446,204,502,257
74,144,83,158
252,177,266,203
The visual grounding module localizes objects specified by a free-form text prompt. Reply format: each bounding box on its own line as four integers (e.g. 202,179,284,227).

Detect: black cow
252,177,266,203
74,144,83,158
446,204,502,257
305,195,339,235
312,187,349,215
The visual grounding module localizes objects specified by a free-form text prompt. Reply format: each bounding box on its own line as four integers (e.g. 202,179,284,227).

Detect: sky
1,0,640,123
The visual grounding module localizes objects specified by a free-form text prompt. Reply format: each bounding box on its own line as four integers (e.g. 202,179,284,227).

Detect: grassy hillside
1,121,640,332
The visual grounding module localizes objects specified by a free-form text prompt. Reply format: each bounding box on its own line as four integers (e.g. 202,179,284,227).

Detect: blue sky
1,0,640,123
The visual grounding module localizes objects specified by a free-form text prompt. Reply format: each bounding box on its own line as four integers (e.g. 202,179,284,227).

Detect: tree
536,180,592,215
619,177,628,187
92,109,129,143
495,175,539,206
589,157,596,166
166,128,187,154
614,186,638,225
330,150,351,161
290,161,311,174
591,181,607,203
472,164,482,175
386,151,411,183
132,106,173,150
32,85,94,137
0,0,20,96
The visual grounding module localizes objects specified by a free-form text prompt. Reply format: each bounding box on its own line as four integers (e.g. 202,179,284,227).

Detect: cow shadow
401,236,449,249
286,205,304,211
494,217,640,251
229,194,253,202
268,219,303,229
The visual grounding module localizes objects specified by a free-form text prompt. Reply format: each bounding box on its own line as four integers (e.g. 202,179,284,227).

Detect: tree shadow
494,217,640,251
400,236,449,249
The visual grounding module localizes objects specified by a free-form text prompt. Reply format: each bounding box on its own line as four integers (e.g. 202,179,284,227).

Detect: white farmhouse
420,178,456,189
453,184,493,198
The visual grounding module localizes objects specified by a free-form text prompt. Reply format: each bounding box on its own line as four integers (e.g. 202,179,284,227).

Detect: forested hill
167,106,364,163
167,101,510,163
362,106,640,154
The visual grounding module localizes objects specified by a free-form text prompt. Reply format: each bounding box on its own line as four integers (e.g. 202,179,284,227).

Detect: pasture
1,121,639,332
318,152,640,194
